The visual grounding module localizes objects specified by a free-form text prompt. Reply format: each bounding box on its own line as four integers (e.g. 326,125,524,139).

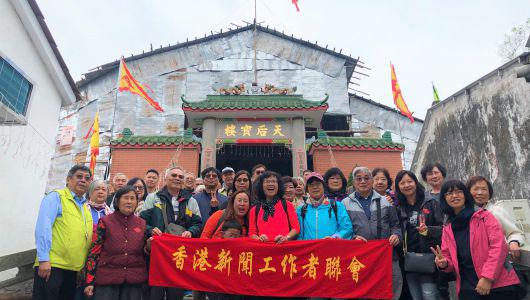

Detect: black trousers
459,288,516,300
94,283,143,300
32,267,77,300
149,286,184,300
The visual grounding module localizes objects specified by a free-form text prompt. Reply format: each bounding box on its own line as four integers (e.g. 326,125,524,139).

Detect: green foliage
498,18,530,61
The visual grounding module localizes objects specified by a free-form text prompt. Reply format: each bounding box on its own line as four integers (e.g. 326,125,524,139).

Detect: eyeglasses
445,190,464,197
170,174,185,179
264,179,278,185
355,177,371,182
75,174,91,181
236,178,249,183
205,174,218,179
133,186,145,191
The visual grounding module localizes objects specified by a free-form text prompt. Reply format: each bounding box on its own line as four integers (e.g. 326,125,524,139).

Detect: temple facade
46,24,418,190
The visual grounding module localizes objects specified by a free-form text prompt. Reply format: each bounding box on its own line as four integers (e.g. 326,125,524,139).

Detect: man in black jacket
140,166,202,300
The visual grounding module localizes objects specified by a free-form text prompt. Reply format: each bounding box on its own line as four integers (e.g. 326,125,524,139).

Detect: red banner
149,235,392,299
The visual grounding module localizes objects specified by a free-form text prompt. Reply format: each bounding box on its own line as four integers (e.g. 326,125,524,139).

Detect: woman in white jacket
466,176,525,259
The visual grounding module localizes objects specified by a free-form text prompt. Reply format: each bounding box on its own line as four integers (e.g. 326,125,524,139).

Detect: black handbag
403,231,436,274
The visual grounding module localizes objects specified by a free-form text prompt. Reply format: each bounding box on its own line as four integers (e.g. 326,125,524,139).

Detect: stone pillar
291,117,307,177
200,118,216,172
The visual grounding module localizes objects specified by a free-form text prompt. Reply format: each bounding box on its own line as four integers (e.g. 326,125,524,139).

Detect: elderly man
105,172,128,206
191,167,228,225
144,169,160,196
183,172,196,194
296,172,352,241
343,166,402,300
218,167,235,196
33,165,94,300
140,166,202,300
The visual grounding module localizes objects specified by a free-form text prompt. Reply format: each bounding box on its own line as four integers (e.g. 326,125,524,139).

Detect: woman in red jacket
249,171,299,244
201,190,250,239
432,179,519,299
83,186,148,299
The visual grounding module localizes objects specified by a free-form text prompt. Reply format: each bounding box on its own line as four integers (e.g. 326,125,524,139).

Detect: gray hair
165,166,184,178
87,179,108,198
352,167,372,179
113,172,128,182
293,176,305,184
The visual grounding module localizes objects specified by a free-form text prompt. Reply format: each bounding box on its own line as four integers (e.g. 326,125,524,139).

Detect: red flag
118,58,164,112
292,0,300,12
390,63,414,123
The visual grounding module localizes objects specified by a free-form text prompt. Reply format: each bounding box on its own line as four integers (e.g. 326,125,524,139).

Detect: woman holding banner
201,190,250,239
83,186,148,300
249,171,300,244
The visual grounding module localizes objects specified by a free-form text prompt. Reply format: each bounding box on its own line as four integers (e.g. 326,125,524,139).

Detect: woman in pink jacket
432,179,519,299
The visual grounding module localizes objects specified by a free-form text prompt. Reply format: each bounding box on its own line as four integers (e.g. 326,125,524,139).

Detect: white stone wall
0,1,64,259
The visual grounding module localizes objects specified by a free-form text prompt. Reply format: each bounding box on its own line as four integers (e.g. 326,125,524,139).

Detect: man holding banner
343,166,403,300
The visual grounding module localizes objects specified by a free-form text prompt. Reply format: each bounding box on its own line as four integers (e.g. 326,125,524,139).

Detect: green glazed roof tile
181,94,328,110
312,136,404,150
111,135,201,146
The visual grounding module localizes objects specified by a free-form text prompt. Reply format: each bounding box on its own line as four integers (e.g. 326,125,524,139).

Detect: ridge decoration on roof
309,136,404,153
181,94,328,112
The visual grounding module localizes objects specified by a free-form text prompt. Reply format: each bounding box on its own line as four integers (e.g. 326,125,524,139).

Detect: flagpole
105,58,121,180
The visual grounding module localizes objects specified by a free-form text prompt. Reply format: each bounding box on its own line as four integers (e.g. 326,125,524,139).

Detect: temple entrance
216,144,293,176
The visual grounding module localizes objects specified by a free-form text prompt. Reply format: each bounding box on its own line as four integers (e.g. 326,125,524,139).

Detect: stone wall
412,53,530,199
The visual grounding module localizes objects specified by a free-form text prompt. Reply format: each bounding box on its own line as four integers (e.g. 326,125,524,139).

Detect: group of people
32,162,525,300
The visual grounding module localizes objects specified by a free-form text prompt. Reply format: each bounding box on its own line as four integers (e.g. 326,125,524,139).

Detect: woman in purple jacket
432,180,519,299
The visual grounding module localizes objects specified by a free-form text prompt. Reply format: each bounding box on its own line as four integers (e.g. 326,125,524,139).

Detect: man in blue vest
33,164,94,300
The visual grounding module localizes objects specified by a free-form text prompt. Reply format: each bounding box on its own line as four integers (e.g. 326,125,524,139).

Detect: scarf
449,206,474,230
88,200,112,215
326,191,347,202
261,197,279,222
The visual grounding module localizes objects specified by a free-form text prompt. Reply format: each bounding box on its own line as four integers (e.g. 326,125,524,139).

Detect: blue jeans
406,273,439,300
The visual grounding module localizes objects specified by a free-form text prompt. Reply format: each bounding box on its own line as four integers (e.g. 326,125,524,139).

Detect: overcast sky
38,0,530,119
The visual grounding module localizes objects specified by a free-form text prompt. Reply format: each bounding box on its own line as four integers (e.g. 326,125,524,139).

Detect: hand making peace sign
430,245,448,269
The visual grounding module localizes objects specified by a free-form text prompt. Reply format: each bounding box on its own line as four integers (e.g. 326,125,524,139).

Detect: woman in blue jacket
296,172,353,240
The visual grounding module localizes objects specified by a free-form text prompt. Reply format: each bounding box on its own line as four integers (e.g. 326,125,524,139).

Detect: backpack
300,199,338,238
254,198,292,236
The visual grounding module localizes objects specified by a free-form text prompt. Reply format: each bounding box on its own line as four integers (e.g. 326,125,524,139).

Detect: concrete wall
349,95,423,169
47,28,351,191
412,53,530,199
0,1,64,259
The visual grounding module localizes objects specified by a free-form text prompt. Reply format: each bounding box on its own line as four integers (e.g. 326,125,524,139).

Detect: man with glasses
33,165,94,300
140,166,202,300
343,167,403,300
191,167,228,225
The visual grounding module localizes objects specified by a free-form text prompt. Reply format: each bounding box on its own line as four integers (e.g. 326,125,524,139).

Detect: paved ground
0,279,32,300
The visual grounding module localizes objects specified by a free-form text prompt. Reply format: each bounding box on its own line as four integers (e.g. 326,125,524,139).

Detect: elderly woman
281,176,305,209
293,176,307,206
127,177,147,215
83,186,147,300
249,171,300,244
433,180,520,299
87,180,112,227
466,176,525,260
201,190,250,239
323,167,348,202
